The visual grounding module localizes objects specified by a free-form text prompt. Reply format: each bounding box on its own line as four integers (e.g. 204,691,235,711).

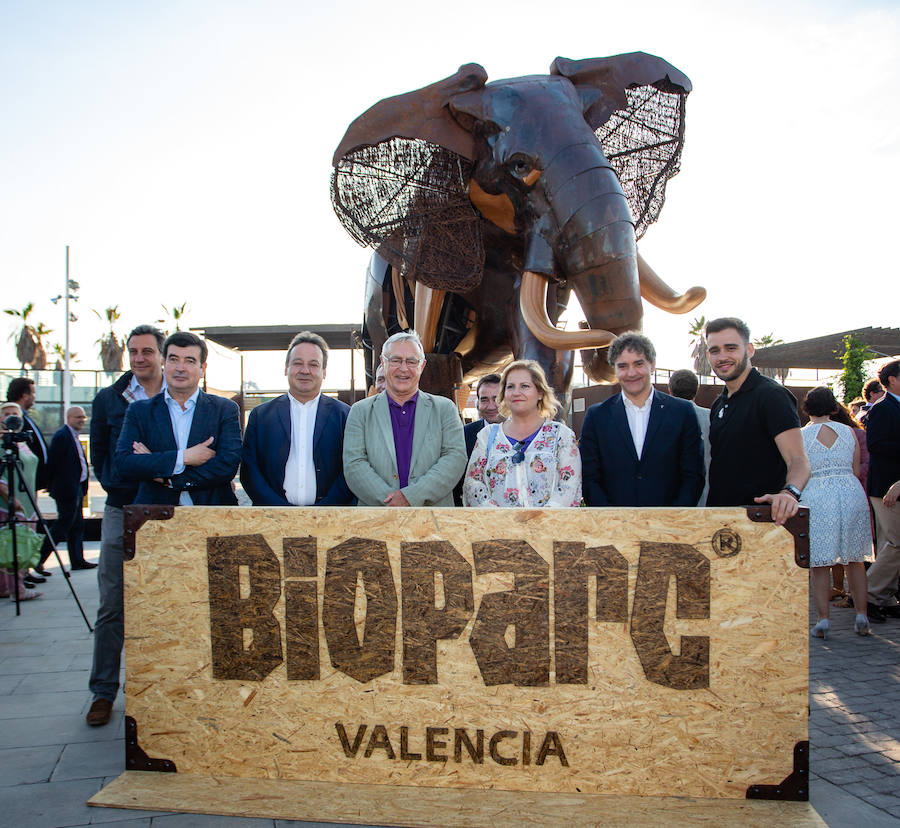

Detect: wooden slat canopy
192,324,358,352
752,327,900,369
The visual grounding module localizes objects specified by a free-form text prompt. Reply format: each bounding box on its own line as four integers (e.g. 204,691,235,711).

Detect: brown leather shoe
86,698,113,726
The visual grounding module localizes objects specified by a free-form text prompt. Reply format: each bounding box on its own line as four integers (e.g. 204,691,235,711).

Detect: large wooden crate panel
124,506,807,799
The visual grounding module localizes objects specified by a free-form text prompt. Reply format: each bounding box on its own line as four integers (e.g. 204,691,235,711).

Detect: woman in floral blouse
462,360,582,508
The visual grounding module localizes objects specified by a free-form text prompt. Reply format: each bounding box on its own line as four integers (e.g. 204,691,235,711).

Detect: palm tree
94,305,124,372
30,323,52,370
3,303,52,369
50,342,78,371
158,303,188,333
688,315,710,376
752,333,787,381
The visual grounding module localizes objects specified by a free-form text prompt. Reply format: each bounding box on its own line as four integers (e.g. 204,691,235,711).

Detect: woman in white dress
802,387,873,638
462,360,581,508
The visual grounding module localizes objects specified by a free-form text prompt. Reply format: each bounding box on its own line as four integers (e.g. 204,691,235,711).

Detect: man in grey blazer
343,331,466,507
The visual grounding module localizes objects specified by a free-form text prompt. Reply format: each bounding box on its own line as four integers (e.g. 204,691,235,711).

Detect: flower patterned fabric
462,420,582,507
801,421,873,567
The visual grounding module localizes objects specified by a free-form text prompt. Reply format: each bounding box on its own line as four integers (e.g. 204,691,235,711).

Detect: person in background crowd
373,364,386,394
828,401,872,603
704,317,810,525
86,324,166,727
240,331,353,506
463,360,581,507
6,377,50,586
864,360,900,622
343,331,466,507
37,406,95,573
849,398,866,422
454,373,502,505
580,333,703,507
801,387,873,638
0,402,43,600
858,379,884,428
668,368,711,506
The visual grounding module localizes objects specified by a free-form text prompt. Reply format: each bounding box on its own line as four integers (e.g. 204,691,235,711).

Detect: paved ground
1,541,898,827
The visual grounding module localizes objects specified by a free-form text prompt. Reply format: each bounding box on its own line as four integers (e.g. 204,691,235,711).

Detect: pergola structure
752,327,900,369
192,323,362,408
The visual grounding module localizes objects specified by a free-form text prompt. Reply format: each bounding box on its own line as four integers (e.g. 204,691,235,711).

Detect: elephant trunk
519,142,642,381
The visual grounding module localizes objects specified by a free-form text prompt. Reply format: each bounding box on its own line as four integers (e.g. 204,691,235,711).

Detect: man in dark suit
453,373,502,505
240,331,354,506
86,324,166,727
865,359,900,621
580,333,704,507
115,331,241,506
38,406,95,570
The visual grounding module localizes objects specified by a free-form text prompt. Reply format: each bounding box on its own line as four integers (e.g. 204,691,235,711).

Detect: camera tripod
2,434,92,629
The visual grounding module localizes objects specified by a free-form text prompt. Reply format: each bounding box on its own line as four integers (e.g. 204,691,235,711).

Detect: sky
2,0,898,391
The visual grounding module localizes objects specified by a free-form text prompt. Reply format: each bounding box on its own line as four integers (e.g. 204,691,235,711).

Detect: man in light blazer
343,331,466,507
240,331,354,506
115,332,241,506
580,333,704,507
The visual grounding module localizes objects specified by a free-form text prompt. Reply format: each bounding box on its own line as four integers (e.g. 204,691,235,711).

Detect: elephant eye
507,154,535,179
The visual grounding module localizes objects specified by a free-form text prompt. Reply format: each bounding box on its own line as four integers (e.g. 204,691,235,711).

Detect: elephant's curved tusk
637,253,706,314
520,271,616,350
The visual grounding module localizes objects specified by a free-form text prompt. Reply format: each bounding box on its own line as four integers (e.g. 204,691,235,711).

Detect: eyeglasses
386,357,421,367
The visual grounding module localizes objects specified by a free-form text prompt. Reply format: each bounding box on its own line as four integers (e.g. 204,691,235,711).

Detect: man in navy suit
240,331,354,506
865,359,900,620
38,406,95,570
453,373,502,505
116,332,241,506
580,333,704,507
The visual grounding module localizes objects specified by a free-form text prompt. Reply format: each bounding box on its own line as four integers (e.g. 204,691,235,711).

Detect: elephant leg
637,252,706,313
414,283,446,353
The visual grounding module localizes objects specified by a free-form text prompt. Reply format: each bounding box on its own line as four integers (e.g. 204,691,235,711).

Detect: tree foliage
837,335,876,403
94,305,124,372
4,303,51,369
752,333,787,382
688,315,710,376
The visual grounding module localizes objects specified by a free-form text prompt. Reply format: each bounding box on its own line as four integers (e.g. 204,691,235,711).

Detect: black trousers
39,482,87,567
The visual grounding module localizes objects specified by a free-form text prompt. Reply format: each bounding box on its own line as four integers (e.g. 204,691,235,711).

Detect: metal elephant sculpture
331,52,706,409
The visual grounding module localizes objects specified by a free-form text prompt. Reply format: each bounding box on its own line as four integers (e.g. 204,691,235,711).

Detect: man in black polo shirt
705,317,810,525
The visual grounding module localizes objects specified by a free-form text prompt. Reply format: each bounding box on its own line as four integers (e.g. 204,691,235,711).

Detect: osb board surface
125,507,807,799
91,771,825,827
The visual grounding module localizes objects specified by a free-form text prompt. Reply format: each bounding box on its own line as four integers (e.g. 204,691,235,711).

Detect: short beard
713,351,749,382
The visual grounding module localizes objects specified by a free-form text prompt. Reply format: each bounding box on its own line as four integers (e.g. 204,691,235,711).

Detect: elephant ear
551,53,691,240
331,65,488,292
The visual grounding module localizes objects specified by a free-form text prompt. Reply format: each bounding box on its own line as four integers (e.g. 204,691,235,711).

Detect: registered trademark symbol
712,528,742,557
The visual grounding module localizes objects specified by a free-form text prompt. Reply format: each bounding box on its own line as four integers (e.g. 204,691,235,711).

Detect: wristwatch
781,484,802,502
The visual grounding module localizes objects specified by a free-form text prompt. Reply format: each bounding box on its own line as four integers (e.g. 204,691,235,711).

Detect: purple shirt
388,392,417,488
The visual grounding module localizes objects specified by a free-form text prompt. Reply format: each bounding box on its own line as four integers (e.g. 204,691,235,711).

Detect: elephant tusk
520,271,616,350
637,253,706,314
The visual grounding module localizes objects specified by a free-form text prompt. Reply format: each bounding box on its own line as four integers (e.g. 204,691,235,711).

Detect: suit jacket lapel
154,395,178,452
374,393,398,475
410,392,432,475
643,393,665,455
312,394,328,454
612,396,638,462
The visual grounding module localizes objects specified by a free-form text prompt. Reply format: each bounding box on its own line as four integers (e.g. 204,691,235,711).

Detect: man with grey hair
343,331,466,506
580,332,704,507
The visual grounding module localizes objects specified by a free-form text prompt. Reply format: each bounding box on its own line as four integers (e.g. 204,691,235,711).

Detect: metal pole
63,245,71,414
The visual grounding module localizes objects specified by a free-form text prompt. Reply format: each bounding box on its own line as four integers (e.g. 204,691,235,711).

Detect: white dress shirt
284,393,320,506
126,373,165,402
622,389,654,460
165,388,200,506
67,425,88,483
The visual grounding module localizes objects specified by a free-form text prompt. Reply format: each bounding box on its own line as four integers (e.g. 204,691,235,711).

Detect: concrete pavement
1,541,898,827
